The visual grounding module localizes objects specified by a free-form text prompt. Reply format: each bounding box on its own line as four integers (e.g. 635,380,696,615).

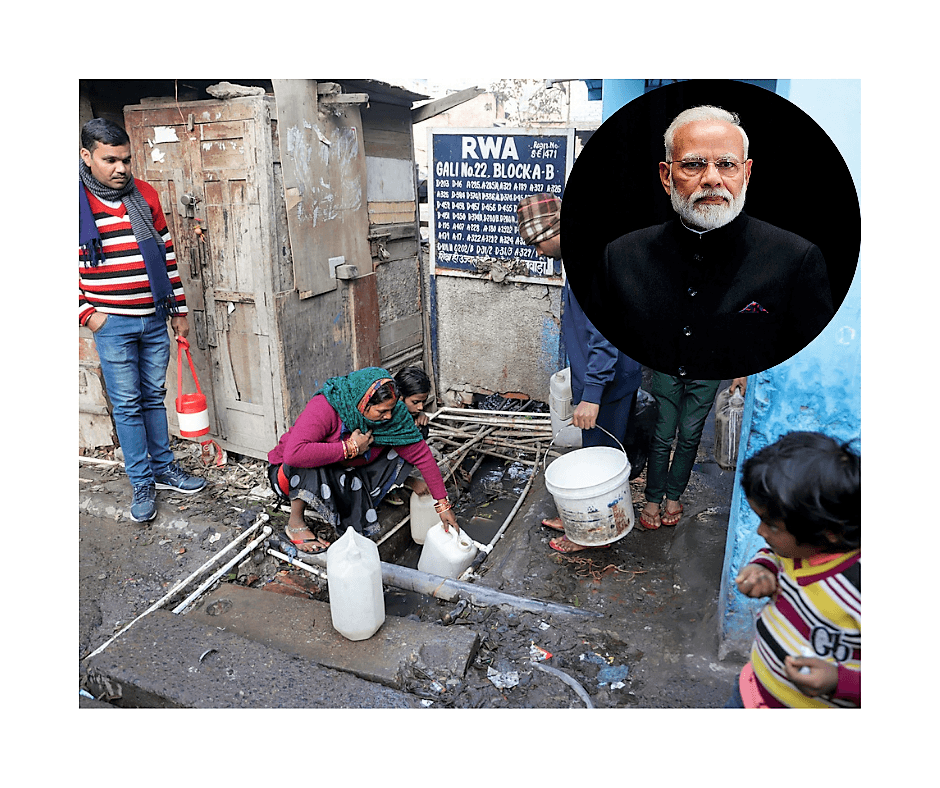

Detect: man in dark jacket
585,105,834,382
517,193,641,553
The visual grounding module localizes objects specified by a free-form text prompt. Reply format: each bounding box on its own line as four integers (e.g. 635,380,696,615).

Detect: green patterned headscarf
319,367,423,445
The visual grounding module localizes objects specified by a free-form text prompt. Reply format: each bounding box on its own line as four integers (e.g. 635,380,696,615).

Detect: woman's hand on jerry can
439,507,459,533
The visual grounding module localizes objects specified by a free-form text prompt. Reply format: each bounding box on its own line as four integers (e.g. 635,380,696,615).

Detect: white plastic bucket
543,428,634,546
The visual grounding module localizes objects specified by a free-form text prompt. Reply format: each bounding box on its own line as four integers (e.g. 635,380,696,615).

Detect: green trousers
644,372,720,504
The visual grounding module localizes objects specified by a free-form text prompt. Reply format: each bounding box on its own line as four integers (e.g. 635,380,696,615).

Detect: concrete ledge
186,584,481,689
82,609,420,708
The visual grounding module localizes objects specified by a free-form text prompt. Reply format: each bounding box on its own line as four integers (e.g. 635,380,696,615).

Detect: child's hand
415,412,429,427
735,564,777,598
784,656,839,697
411,478,429,496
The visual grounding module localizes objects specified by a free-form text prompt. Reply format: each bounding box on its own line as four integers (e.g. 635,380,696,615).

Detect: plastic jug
326,526,385,641
410,491,440,545
549,368,582,448
714,386,745,471
418,523,478,579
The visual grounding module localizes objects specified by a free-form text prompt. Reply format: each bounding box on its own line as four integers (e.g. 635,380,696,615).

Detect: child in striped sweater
730,431,860,708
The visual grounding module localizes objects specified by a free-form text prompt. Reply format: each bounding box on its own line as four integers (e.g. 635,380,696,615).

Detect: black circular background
561,79,860,377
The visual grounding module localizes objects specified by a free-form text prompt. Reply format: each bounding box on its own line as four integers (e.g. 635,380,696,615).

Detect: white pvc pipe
83,513,270,660
457,447,542,582
266,548,328,580
172,526,273,614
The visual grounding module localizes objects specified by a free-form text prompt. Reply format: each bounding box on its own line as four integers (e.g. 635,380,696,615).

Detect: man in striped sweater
730,431,860,708
80,118,205,522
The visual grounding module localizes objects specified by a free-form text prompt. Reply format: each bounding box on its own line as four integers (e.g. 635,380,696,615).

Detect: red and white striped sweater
78,179,187,326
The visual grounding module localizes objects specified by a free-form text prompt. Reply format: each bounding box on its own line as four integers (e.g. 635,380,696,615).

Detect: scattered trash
529,643,552,661
208,533,221,544
487,666,520,689
596,664,630,686
199,648,218,662
579,651,611,666
420,699,434,707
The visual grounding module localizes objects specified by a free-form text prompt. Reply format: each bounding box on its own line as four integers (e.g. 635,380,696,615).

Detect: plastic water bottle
549,368,582,448
410,491,440,545
714,386,745,470
326,527,385,641
418,523,478,579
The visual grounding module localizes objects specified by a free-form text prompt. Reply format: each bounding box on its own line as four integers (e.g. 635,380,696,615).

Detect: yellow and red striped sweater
79,179,187,326
746,547,861,708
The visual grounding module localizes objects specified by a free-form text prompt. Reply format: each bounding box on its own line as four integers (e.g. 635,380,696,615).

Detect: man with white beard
585,104,834,382
581,105,833,530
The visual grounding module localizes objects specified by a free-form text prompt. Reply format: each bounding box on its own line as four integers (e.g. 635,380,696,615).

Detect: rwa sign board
429,128,574,283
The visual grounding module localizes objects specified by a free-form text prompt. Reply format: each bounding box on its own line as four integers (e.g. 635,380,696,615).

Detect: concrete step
186,584,481,689
81,585,482,708
82,608,421,708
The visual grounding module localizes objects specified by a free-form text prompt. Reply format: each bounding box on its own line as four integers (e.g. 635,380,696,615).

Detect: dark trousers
580,390,637,450
644,372,720,503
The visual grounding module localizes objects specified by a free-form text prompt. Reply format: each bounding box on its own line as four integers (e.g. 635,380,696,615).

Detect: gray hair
664,105,749,160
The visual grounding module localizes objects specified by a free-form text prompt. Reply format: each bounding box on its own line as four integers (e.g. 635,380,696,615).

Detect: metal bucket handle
542,423,627,473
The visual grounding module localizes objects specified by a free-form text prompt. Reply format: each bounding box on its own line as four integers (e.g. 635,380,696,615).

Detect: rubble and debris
206,81,266,100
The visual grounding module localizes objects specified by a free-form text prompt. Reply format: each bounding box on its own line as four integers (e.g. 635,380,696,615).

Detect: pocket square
739,301,768,313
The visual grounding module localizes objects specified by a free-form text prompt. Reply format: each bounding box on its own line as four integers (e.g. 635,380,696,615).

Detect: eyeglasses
668,158,744,177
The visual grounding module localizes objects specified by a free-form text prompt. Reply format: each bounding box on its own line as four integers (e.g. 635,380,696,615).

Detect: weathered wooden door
125,96,283,457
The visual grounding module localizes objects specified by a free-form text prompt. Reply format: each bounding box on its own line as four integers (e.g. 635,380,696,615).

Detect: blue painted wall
599,79,862,658
717,79,861,657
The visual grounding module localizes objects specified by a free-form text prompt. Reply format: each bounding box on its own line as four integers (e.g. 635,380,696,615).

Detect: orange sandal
661,503,684,527
285,524,330,554
549,534,598,554
638,504,661,530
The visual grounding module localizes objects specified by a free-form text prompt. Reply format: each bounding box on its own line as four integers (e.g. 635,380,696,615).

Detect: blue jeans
93,313,175,487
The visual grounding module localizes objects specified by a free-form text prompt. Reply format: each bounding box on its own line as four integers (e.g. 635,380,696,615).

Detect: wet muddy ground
79,394,746,709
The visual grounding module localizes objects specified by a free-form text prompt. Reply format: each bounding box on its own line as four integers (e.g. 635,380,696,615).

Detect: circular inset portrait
561,80,859,380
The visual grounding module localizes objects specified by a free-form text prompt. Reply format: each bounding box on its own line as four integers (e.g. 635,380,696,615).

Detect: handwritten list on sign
430,132,570,278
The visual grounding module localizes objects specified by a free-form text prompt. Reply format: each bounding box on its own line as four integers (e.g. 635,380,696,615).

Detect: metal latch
179,192,202,220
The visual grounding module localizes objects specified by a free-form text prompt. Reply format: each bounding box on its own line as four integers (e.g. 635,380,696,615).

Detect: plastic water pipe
528,661,594,708
83,513,270,660
266,548,329,581
172,525,273,614
458,446,543,581
283,546,601,619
